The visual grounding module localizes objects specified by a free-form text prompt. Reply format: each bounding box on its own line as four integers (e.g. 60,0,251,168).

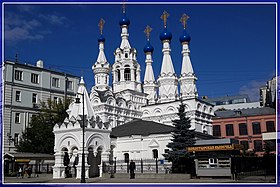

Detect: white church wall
113,133,172,161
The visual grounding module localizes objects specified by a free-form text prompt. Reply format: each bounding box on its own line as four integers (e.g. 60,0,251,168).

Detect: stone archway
88,146,102,178
69,147,78,178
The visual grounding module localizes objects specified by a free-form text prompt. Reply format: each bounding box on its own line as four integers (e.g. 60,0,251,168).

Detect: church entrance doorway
88,147,102,177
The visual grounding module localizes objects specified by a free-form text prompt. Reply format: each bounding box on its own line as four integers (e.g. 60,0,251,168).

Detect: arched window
63,152,70,166
124,153,129,163
125,53,128,58
152,149,158,159
124,65,131,81
117,69,121,81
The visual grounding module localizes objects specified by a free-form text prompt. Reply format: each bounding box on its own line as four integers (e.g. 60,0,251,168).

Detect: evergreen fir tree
164,100,196,173
16,98,70,154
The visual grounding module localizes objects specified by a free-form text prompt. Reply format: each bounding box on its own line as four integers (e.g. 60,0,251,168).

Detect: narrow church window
124,66,131,81
125,53,128,58
117,69,121,81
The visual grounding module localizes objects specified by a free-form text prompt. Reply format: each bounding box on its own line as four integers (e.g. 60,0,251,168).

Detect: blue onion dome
143,40,154,53
160,28,172,41
179,29,191,43
119,13,130,26
98,34,105,43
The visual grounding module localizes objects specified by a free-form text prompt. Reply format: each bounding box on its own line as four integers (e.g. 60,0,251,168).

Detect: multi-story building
212,107,276,156
202,94,251,106
260,76,276,108
213,102,260,111
2,60,80,153
201,94,261,111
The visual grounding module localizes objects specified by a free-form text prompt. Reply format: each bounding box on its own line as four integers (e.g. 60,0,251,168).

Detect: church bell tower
92,18,111,92
112,6,142,93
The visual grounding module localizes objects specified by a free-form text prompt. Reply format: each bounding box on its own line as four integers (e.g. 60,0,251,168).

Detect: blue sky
4,2,276,101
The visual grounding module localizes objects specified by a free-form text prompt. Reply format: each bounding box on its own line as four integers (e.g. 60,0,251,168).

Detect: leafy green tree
164,100,196,173
16,98,71,154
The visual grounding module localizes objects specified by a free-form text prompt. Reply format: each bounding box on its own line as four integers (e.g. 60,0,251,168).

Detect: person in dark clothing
129,160,136,179
27,165,32,178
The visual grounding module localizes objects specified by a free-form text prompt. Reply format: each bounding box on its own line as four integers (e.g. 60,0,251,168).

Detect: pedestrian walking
17,167,22,178
129,160,136,179
27,165,32,178
23,165,28,178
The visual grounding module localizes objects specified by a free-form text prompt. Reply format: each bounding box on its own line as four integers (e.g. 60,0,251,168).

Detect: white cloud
16,5,37,12
4,10,68,44
39,14,68,25
5,27,44,42
4,13,44,43
239,80,266,102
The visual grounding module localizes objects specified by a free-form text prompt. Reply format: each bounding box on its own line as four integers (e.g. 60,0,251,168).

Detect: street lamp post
75,93,86,183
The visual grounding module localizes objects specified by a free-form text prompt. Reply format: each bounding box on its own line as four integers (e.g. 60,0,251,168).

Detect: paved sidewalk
3,174,276,184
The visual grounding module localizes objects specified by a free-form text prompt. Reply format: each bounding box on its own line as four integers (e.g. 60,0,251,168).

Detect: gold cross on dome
98,18,105,35
144,25,152,40
160,11,169,28
180,13,190,29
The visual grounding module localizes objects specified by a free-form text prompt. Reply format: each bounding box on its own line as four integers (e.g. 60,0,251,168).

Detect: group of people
17,165,33,178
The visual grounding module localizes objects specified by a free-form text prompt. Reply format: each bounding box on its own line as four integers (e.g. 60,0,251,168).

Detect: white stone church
53,9,214,179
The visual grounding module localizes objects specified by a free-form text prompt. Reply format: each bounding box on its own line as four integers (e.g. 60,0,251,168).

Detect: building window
240,141,249,150
266,121,275,132
15,70,23,81
234,110,242,116
32,93,37,103
54,97,60,104
15,91,21,102
254,140,263,152
52,77,60,87
15,113,20,123
239,123,248,135
264,140,276,151
14,133,19,146
209,158,218,167
125,53,128,58
213,125,221,137
67,80,73,90
124,153,129,163
117,69,121,81
31,73,39,84
124,66,131,81
225,124,234,136
152,149,158,159
252,122,261,134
